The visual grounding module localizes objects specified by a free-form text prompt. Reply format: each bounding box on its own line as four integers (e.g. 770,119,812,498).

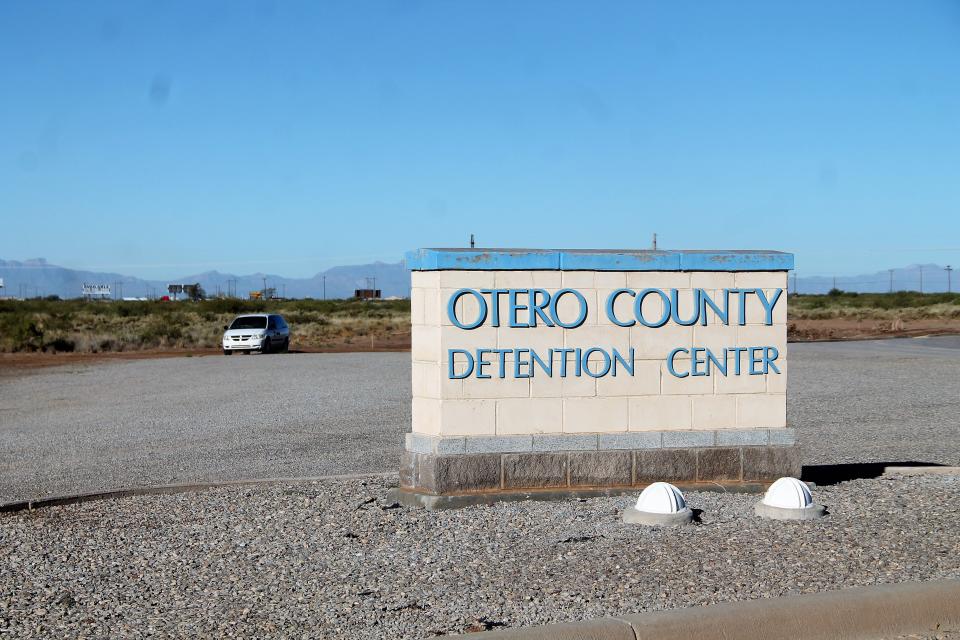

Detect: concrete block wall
411,269,788,439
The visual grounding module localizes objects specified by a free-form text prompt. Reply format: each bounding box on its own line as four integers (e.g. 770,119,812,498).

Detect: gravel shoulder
2,473,959,638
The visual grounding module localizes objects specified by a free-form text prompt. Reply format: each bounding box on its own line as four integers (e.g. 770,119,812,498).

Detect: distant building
354,288,381,300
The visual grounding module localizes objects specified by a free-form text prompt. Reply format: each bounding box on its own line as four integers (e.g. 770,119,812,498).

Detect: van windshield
230,316,267,330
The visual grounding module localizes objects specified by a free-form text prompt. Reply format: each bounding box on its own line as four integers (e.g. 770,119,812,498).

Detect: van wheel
223,349,232,356
280,338,289,353
260,339,271,354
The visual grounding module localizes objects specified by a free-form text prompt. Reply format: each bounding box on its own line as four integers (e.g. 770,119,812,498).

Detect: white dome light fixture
755,477,826,520
623,482,693,526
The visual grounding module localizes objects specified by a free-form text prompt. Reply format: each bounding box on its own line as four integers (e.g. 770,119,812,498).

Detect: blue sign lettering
443,287,784,380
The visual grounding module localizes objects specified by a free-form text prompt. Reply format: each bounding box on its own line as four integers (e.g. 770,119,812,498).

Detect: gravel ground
1,472,959,638
0,352,410,503
791,336,960,468
2,337,960,503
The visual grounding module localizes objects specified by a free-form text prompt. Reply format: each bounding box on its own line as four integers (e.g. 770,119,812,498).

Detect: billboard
82,283,111,297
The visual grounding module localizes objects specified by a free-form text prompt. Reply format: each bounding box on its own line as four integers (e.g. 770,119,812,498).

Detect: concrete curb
0,472,396,513
475,579,960,639
884,465,960,476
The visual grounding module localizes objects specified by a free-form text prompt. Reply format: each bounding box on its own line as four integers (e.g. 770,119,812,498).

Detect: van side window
268,316,277,330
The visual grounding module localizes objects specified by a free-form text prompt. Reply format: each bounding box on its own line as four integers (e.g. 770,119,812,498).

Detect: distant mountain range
0,258,410,299
792,264,955,295
0,258,955,299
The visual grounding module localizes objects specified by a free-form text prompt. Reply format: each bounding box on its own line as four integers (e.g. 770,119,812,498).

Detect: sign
82,283,111,296
393,248,798,504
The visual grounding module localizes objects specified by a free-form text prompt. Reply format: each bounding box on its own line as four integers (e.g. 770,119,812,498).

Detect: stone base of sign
622,506,694,527
396,441,800,508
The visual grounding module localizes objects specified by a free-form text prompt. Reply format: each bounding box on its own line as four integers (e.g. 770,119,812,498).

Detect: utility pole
832,276,837,291
282,284,286,299
889,269,894,293
262,276,267,299
470,233,475,249
947,265,953,293
652,233,657,250
323,275,326,300
919,267,923,293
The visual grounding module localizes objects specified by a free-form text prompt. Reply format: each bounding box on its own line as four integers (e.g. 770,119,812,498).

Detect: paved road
1,337,958,503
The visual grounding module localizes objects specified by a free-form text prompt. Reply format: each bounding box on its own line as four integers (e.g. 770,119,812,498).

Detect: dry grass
0,299,410,353
789,292,960,321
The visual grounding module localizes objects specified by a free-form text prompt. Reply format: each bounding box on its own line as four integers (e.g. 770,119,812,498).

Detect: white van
222,313,290,355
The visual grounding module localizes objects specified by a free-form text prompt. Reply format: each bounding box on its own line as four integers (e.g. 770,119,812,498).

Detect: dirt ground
789,317,960,342
0,332,411,376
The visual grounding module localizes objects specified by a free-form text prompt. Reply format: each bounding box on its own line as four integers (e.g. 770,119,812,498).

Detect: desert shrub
202,297,263,315
112,301,154,318
792,291,960,312
139,319,184,346
96,338,120,352
46,337,76,352
6,316,45,351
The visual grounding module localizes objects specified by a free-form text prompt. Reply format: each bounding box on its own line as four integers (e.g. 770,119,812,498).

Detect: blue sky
2,1,959,279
